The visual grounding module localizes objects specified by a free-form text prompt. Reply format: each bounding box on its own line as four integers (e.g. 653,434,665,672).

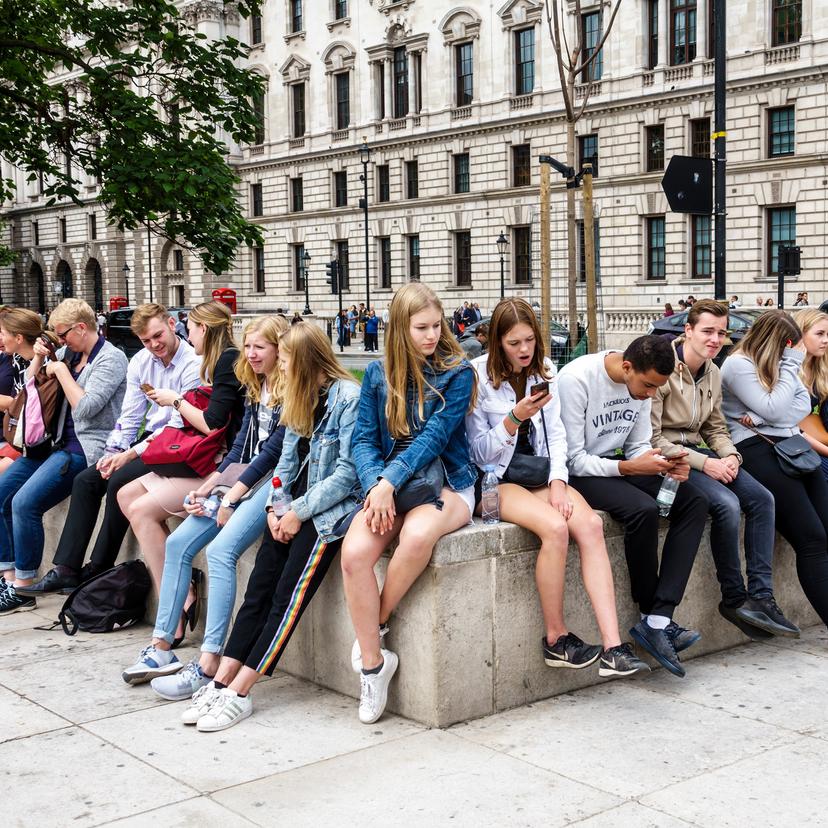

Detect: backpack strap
59,607,79,636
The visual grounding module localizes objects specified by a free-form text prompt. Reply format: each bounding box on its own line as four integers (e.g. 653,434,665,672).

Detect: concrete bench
40,502,819,728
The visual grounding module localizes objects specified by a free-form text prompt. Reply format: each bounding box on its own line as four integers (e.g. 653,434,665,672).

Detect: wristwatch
221,495,239,510
173,397,184,410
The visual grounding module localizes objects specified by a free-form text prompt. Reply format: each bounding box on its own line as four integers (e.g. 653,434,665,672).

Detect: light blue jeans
153,482,271,653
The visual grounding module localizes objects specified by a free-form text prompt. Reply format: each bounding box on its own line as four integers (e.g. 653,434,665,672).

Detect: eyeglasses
55,323,80,341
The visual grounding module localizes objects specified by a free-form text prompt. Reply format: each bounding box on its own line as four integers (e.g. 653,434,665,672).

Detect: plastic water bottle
201,495,220,520
268,476,292,517
656,476,680,517
104,423,128,455
481,465,500,525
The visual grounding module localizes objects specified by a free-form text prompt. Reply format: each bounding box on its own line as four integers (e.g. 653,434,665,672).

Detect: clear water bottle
104,423,128,455
268,476,292,517
481,465,500,525
201,495,221,519
656,475,680,517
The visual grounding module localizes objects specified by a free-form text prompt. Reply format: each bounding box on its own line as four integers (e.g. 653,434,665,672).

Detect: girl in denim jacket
342,282,478,724
178,323,362,732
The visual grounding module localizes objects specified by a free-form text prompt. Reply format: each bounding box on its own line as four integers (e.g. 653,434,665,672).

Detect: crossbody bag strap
744,421,777,446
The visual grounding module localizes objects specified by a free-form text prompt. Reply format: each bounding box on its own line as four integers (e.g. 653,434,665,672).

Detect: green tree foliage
0,0,265,273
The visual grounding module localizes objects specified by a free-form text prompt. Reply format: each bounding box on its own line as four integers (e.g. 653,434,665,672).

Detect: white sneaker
151,658,210,701
358,649,399,724
196,688,253,732
122,645,181,685
350,623,390,673
181,682,221,725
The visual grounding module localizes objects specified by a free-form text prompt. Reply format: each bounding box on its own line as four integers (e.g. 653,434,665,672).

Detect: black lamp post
358,138,371,312
301,249,312,315
496,231,508,300
122,262,131,305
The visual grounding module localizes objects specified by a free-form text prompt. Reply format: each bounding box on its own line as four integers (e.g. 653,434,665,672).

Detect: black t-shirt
507,372,534,456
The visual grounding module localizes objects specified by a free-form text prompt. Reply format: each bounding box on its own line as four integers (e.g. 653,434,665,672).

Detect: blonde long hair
188,300,236,384
384,282,475,438
278,323,355,438
794,308,828,402
731,309,801,390
235,315,289,408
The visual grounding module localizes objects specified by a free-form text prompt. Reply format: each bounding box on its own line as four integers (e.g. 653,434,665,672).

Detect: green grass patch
350,368,365,383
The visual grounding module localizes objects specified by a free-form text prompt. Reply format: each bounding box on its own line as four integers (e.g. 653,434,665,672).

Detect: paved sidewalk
4,594,828,827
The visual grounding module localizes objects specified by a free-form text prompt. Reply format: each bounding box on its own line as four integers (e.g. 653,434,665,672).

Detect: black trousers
569,475,709,617
738,436,828,626
52,457,151,572
224,520,340,676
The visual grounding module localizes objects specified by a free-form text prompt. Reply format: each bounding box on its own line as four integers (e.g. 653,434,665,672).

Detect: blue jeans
0,451,88,579
153,482,271,653
688,451,775,604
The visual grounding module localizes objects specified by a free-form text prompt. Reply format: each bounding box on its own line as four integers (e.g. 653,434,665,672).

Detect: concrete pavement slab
212,729,621,827
0,683,70,742
451,681,797,799
762,621,828,660
569,801,695,827
99,796,258,827
85,672,423,792
0,604,60,635
641,735,828,827
0,727,194,828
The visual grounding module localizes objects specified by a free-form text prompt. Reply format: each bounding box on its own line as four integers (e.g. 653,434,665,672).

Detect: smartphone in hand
530,381,550,397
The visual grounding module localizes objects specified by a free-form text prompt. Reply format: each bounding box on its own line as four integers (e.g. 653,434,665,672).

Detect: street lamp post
358,138,371,312
496,231,508,300
301,249,312,315
122,262,130,305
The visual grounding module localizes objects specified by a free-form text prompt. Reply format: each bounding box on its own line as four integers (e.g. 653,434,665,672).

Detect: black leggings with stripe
223,520,340,676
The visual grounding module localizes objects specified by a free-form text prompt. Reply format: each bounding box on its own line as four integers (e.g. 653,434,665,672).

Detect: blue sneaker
151,658,211,701
665,620,701,653
630,620,685,678
122,645,181,685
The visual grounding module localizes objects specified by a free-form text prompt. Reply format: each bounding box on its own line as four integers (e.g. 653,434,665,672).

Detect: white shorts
450,485,476,525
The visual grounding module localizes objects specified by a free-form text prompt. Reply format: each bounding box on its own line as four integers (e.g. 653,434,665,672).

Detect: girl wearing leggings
721,309,828,627
180,323,361,732
341,282,478,724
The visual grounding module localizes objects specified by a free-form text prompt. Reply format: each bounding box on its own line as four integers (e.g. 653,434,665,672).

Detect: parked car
648,308,764,365
106,306,190,358
458,315,576,365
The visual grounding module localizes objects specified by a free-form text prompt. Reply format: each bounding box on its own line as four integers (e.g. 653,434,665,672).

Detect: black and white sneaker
0,585,36,615
599,643,651,678
543,633,602,669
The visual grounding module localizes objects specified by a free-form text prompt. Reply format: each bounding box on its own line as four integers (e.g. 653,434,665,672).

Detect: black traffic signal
325,260,339,294
778,245,801,276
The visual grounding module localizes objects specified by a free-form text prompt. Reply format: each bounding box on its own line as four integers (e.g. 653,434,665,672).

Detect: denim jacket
352,358,477,495
272,378,361,542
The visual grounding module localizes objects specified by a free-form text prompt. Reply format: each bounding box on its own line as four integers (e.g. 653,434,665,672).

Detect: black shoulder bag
746,424,821,478
501,408,552,489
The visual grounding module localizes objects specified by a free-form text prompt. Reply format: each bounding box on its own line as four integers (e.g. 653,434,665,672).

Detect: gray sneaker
151,658,210,701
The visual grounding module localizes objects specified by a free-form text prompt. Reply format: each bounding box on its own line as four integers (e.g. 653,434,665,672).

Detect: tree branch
0,38,97,75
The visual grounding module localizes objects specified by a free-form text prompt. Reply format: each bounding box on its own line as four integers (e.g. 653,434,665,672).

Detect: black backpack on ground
58,560,151,635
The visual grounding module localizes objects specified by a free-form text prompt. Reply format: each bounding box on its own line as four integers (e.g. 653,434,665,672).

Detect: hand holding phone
530,381,550,397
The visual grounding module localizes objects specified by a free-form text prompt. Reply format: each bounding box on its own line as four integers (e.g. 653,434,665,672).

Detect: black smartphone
530,381,550,397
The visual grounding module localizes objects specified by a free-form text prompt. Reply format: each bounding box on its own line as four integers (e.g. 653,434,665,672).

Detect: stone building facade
1,0,825,332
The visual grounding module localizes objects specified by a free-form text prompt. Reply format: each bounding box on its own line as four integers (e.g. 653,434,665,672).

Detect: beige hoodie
650,336,741,471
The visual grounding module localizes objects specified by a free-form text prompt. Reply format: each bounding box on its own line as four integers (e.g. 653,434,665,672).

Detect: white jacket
465,354,569,484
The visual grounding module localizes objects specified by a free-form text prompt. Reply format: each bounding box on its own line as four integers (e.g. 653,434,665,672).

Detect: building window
377,165,390,202
290,177,303,212
293,244,306,291
455,231,472,287
647,0,659,69
379,237,392,289
174,249,184,271
707,0,714,59
393,46,409,119
32,221,39,246
453,153,470,194
334,170,348,207
768,106,795,157
455,42,474,106
767,207,795,277
290,0,302,33
581,12,603,81
251,14,262,44
690,117,710,158
334,0,347,20
291,83,305,138
670,0,697,65
376,63,386,120
254,246,265,292
406,160,418,199
252,90,265,144
513,226,532,285
89,214,97,240
413,53,423,113
577,220,602,283
408,235,420,280
515,28,535,95
691,215,711,278
646,216,666,279
60,217,67,243
578,134,599,177
646,124,665,172
513,144,531,187
251,182,263,217
335,72,350,130
772,0,801,46
336,240,350,289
